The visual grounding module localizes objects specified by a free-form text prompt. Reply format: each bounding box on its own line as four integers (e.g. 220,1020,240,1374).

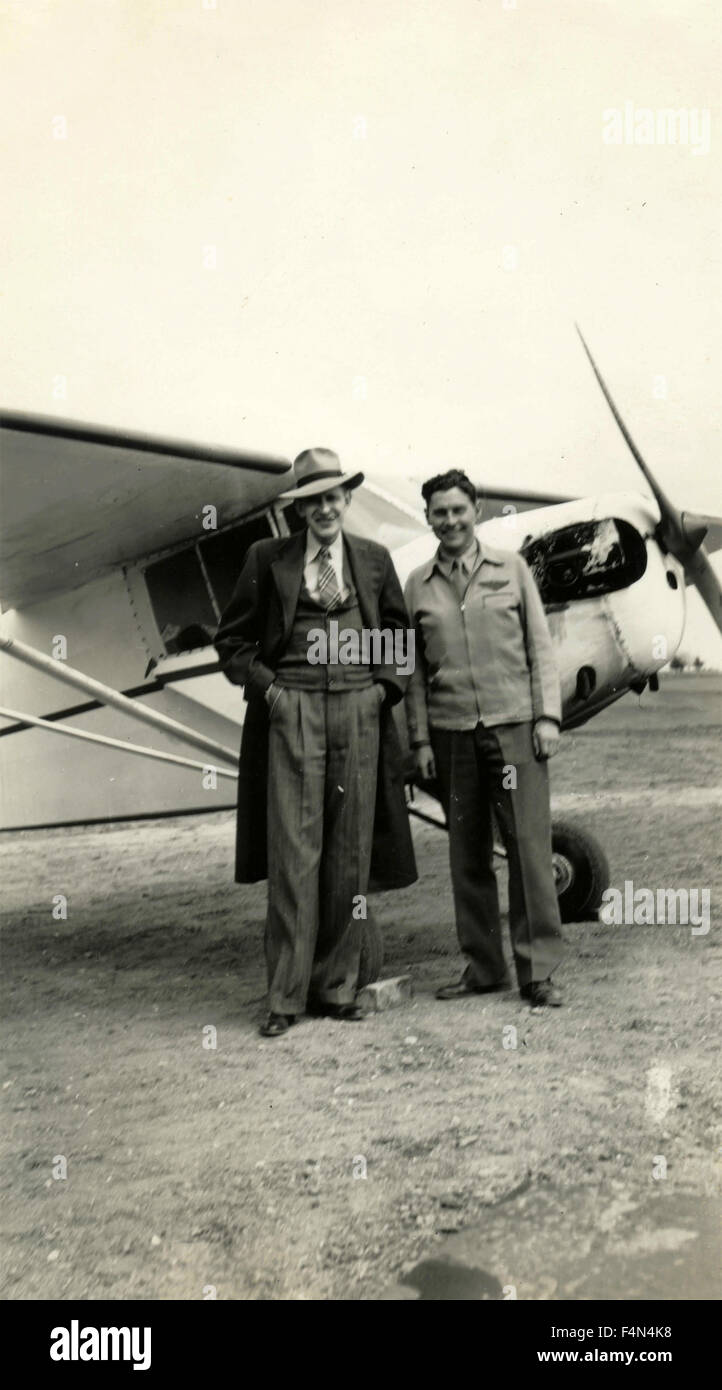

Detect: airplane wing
476,484,574,519
0,412,430,828
0,410,292,610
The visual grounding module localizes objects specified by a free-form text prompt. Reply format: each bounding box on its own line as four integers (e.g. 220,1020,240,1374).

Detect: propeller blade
684,545,722,634
683,512,722,556
575,326,722,633
575,325,689,554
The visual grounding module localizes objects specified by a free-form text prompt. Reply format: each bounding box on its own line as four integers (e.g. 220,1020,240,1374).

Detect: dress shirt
303,531,349,604
404,539,561,743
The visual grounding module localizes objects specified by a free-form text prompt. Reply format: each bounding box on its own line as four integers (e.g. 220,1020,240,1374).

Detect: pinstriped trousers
265,685,382,1015
431,721,564,989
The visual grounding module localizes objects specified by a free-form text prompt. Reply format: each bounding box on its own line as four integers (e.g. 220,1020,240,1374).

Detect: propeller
575,325,722,634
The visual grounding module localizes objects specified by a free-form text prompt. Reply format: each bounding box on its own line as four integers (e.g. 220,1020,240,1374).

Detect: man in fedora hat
215,447,417,1037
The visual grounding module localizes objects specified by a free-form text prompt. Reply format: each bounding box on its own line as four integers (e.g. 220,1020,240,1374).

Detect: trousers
265,685,381,1014
430,721,564,988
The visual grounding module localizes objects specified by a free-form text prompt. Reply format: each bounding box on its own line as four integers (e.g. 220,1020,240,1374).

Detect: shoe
259,1012,296,1037
435,977,510,1000
520,979,562,1008
307,1000,365,1021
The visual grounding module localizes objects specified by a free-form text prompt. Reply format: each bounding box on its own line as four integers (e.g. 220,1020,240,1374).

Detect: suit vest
275,564,373,691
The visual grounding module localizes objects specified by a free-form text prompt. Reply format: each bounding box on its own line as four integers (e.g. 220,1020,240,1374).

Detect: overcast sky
1,0,720,658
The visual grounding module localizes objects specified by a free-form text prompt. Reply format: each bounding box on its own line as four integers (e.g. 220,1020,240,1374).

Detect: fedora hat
280,447,364,501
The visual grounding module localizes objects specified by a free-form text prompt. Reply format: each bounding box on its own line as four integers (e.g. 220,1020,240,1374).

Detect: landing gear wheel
551,819,610,923
358,908,384,987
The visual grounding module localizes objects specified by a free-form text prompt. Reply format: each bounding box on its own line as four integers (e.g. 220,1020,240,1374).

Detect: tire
358,908,384,987
551,819,610,923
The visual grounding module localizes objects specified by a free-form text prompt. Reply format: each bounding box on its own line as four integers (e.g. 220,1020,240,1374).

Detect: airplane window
144,513,275,656
199,513,273,613
521,518,647,604
144,549,218,655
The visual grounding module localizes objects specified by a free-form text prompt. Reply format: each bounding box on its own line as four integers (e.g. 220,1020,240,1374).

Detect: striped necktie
317,545,342,610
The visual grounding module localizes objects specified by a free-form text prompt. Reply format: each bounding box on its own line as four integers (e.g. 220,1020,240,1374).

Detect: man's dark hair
421,469,477,508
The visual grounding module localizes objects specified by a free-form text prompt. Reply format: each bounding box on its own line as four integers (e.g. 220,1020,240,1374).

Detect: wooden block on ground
357,975,413,1013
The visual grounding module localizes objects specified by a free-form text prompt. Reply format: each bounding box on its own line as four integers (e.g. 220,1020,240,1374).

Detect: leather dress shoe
259,1012,296,1037
520,979,562,1008
435,976,510,1000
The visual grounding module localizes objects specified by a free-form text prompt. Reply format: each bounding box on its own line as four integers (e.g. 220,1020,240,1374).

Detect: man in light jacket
404,468,564,1007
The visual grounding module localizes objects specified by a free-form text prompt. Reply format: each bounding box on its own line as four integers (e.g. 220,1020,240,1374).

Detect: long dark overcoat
214,528,418,892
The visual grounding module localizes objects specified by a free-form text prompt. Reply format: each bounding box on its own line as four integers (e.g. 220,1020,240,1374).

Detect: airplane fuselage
0,491,686,828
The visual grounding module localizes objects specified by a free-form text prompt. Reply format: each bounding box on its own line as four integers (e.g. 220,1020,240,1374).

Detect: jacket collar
419,535,506,582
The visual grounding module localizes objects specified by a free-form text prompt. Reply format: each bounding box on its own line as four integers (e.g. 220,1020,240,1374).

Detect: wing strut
0,635,238,766
0,705,238,778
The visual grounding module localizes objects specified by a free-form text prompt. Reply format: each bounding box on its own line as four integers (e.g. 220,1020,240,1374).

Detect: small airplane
1,330,720,977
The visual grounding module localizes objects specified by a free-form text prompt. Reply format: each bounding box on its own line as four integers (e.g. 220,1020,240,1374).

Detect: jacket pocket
482,591,517,609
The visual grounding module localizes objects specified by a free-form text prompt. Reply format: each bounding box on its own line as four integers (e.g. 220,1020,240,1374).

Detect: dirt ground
1,675,720,1300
